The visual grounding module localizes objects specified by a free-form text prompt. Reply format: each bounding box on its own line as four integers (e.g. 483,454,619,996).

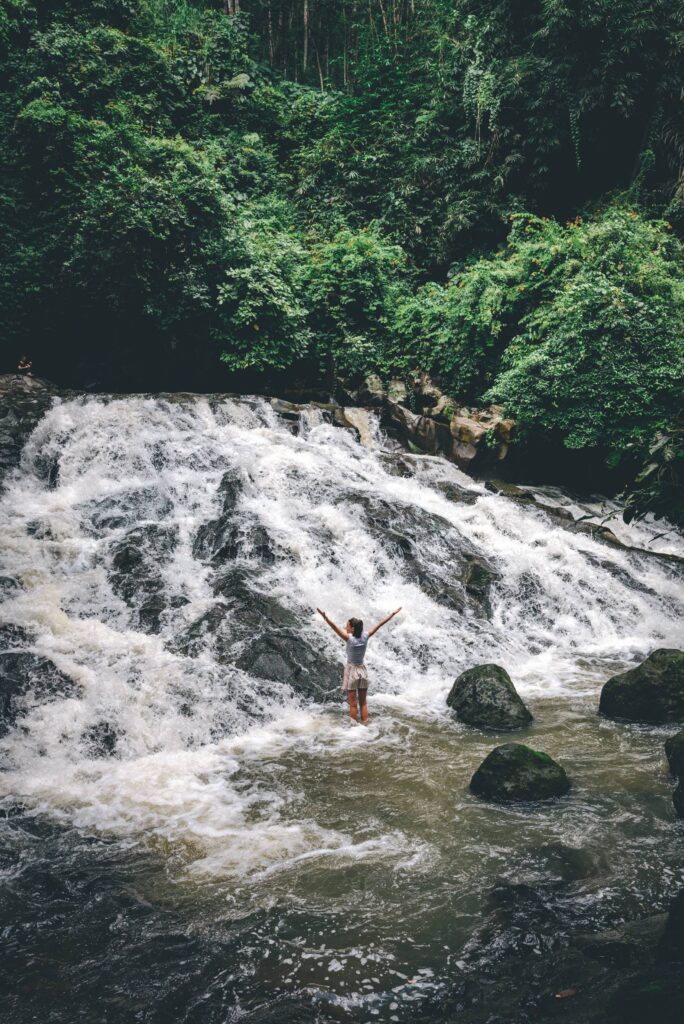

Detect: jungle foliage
0,1,683,517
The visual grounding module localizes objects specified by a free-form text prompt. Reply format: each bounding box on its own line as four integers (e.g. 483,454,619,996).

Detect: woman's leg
358,687,368,723
347,689,359,722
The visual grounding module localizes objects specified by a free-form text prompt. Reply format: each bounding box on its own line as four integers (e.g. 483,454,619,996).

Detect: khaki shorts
343,664,369,692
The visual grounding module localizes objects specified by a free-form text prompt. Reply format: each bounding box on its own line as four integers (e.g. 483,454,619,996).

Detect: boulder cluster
453,649,684,817
599,648,684,818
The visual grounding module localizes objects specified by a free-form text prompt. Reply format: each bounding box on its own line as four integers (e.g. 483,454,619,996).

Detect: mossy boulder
447,663,532,730
665,729,684,777
599,649,684,724
470,743,571,802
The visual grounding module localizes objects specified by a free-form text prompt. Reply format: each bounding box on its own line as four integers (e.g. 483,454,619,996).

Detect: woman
316,607,401,723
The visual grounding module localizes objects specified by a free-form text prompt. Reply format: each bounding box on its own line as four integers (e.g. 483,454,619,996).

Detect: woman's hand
316,607,327,621
393,607,402,616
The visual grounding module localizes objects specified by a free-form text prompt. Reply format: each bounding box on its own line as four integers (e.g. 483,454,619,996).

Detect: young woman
316,607,402,723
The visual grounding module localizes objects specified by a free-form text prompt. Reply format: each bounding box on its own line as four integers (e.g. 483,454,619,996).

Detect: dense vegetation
1,1,682,517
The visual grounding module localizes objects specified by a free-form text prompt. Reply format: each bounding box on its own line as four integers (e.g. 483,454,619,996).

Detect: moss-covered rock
665,729,684,777
447,663,532,730
470,743,571,802
599,649,684,724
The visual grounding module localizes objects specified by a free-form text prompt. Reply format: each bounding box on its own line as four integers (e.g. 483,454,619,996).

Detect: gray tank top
346,631,369,665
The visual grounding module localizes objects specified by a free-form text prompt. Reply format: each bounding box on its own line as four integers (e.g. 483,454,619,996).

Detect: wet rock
109,523,179,633
434,479,479,505
0,374,59,490
77,487,173,536
269,397,302,422
175,571,341,701
484,479,536,502
599,649,684,724
665,729,684,777
447,664,533,731
347,492,499,616
194,519,275,565
674,781,684,818
236,632,339,701
535,841,607,882
463,556,499,609
192,471,276,565
470,743,571,802
377,452,417,478
0,651,77,736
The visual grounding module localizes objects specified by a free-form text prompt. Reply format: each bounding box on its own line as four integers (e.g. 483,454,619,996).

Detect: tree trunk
303,0,309,72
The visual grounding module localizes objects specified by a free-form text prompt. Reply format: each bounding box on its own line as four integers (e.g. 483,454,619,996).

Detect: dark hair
348,617,363,639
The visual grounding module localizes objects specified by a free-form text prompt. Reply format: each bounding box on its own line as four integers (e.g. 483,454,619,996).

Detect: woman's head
346,617,363,638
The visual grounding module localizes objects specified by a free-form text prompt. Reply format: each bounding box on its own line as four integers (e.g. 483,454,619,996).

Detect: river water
1,395,683,1022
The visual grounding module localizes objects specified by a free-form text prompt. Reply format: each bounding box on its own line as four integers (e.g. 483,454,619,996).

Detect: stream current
1,394,683,1022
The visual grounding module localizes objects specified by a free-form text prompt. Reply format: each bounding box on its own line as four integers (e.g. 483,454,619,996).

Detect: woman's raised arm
367,607,402,638
316,608,348,641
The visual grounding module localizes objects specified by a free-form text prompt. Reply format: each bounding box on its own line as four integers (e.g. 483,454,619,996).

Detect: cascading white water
0,394,682,880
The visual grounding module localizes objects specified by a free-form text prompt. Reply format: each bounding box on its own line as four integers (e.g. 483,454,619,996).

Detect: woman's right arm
316,608,347,641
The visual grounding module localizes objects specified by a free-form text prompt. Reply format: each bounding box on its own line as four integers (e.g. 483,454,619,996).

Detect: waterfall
0,394,682,879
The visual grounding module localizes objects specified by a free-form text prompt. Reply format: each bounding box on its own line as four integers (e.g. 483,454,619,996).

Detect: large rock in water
470,743,571,802
446,663,532,730
599,649,684,723
665,729,684,777
674,782,684,819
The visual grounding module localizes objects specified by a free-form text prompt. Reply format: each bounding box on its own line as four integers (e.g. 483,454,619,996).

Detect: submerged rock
447,664,532,731
81,720,122,758
665,729,684,777
0,651,76,736
470,743,570,802
660,889,684,962
575,914,668,969
599,649,684,724
535,841,608,882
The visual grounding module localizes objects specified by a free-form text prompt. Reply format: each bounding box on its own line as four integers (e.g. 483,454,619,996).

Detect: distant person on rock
316,607,401,723
17,354,32,377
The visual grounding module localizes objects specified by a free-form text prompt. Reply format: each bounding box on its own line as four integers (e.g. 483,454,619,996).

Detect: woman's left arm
367,607,402,638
